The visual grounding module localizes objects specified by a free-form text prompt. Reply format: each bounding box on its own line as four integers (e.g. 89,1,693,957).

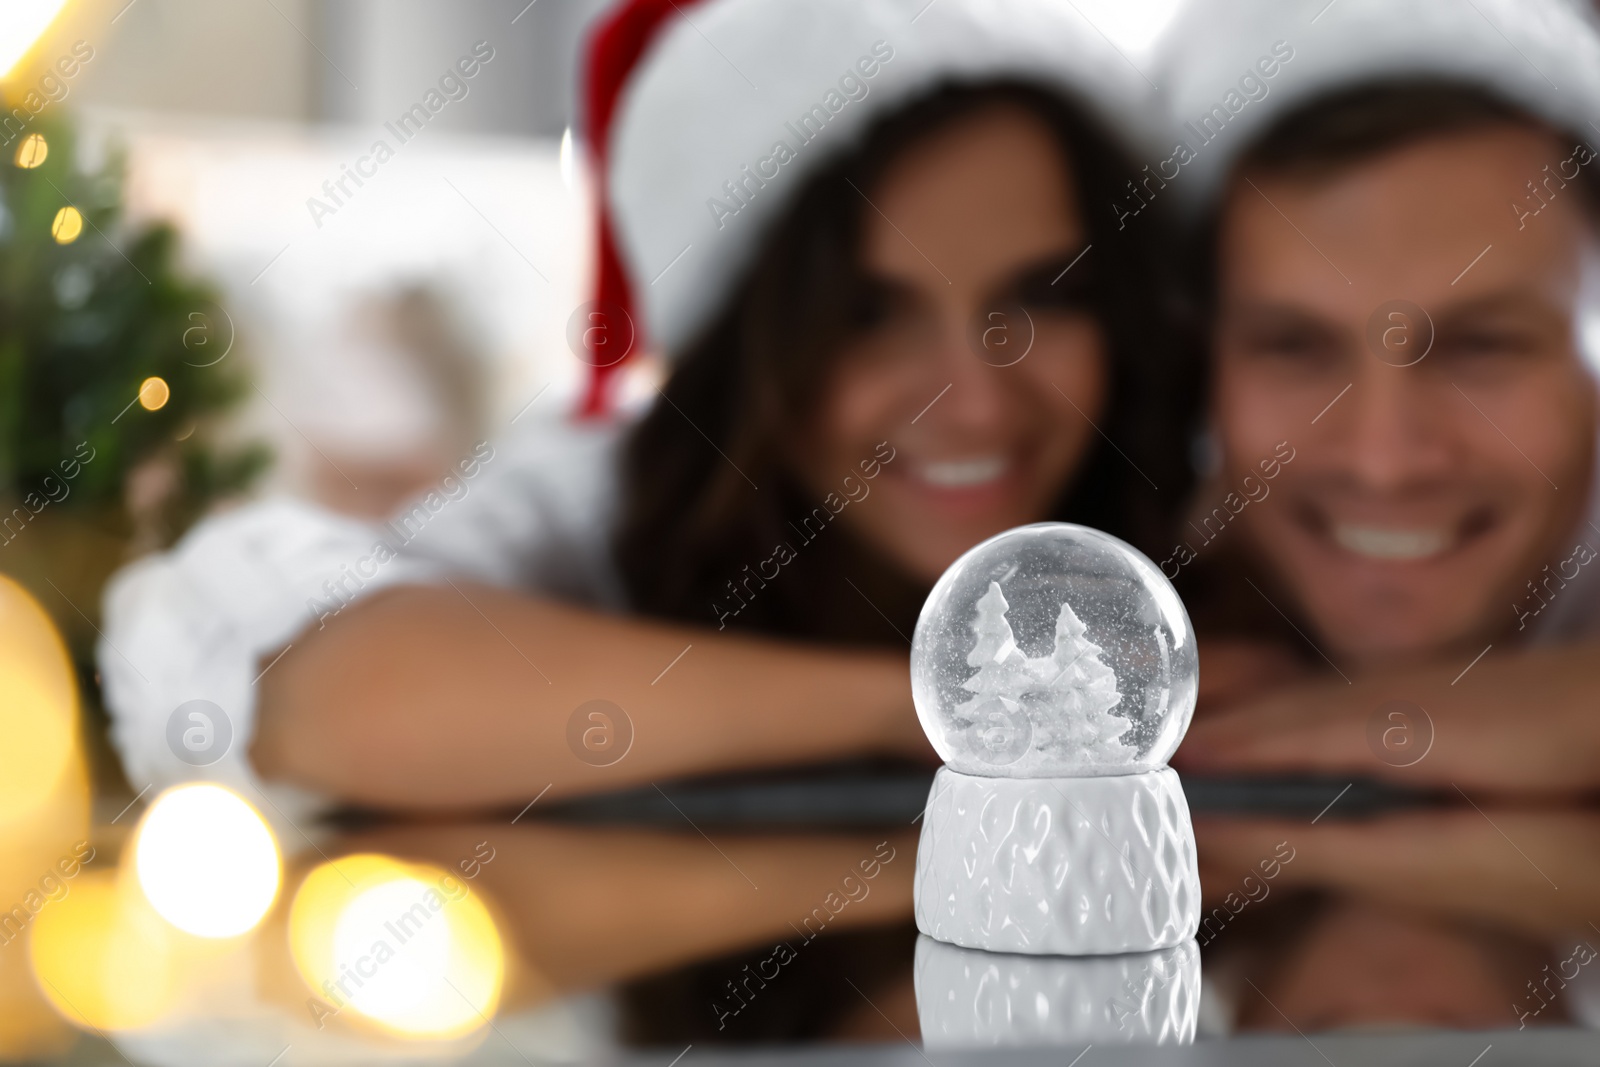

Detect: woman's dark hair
612,80,1199,649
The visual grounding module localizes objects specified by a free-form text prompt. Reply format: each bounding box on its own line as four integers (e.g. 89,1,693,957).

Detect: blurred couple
100,0,1600,1041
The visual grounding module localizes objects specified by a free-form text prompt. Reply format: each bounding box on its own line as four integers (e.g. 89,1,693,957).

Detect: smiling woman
615,80,1197,642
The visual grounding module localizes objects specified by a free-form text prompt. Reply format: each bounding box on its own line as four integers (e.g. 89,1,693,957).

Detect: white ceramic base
915,935,1200,1048
915,766,1199,955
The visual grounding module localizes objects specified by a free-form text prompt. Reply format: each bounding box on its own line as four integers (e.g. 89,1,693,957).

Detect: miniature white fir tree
954,582,1031,760
955,581,1134,766
1032,598,1134,762
961,583,1024,686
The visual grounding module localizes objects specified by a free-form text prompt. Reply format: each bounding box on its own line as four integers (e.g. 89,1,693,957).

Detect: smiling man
1212,82,1600,668
1166,0,1600,761
1157,0,1600,1034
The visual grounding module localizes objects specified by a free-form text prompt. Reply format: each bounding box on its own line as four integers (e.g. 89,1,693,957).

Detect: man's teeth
920,457,1007,488
1332,524,1451,561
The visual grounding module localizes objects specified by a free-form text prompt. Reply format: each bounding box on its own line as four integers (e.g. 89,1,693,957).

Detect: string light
138,376,170,411
0,576,80,828
28,872,178,1031
0,576,88,1050
289,854,505,1038
13,133,47,169
49,206,81,244
133,784,280,939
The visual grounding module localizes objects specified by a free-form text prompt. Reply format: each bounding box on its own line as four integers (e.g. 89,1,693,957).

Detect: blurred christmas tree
0,114,270,660
0,116,270,532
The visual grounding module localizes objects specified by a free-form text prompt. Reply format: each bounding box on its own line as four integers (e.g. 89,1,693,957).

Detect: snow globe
912,523,1201,956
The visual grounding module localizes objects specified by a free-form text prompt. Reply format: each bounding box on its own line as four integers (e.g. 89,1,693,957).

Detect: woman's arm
251,582,929,810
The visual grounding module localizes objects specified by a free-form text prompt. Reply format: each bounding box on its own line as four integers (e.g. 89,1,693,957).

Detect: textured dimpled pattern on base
915,766,1200,955
914,935,1201,1048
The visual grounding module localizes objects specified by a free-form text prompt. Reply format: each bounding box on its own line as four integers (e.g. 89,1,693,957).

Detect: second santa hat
1154,0,1600,215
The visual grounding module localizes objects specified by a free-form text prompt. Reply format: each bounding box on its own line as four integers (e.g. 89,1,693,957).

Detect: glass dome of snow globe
911,523,1197,777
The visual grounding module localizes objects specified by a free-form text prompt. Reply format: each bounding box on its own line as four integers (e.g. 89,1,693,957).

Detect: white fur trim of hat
607,0,1163,359
1151,0,1600,215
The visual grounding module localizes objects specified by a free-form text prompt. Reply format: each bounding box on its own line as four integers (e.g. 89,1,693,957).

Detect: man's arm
1180,641,1600,938
1177,641,1600,796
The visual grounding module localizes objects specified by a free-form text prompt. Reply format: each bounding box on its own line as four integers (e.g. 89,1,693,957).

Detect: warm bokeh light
13,132,47,169
28,871,177,1031
0,576,89,1052
133,784,280,938
0,576,80,829
49,205,81,244
289,854,505,1039
138,375,170,411
0,0,69,80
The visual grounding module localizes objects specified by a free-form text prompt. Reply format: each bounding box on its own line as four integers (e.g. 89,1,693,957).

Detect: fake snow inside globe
911,523,1197,777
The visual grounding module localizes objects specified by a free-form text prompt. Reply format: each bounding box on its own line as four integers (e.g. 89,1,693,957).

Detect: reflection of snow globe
915,935,1200,1049
912,523,1197,776
913,523,1201,956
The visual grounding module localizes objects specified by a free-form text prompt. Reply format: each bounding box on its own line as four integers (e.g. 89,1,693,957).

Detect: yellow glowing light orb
49,206,81,244
0,576,78,830
289,855,504,1038
137,376,170,411
28,871,177,1031
14,133,47,169
0,0,70,80
134,784,280,938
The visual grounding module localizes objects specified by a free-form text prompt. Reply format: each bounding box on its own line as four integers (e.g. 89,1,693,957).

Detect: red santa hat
1153,0,1600,216
576,0,1163,415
